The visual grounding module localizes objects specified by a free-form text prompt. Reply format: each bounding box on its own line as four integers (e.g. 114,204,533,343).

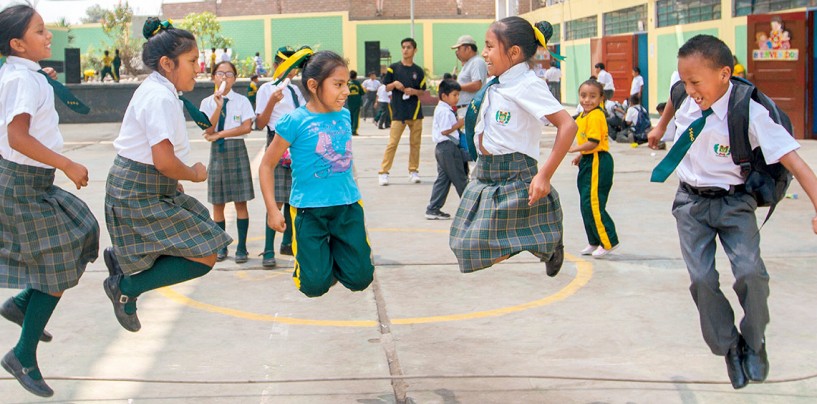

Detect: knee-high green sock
281,204,292,246
236,218,249,253
13,291,59,380
119,256,212,314
215,221,226,252
264,223,276,259
12,288,34,311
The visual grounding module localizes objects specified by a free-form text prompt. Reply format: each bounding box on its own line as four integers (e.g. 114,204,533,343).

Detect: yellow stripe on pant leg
357,200,373,247
590,153,612,249
290,205,301,289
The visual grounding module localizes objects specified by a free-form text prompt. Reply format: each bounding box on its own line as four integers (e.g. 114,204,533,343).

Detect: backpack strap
726,77,755,180
669,80,687,114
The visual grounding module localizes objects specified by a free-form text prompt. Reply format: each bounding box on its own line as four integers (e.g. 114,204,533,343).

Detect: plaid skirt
0,158,99,292
267,129,292,203
207,139,255,204
105,156,232,274
449,153,563,273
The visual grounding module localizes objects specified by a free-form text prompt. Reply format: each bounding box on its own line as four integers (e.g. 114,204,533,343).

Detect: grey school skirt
449,152,563,273
0,158,99,293
267,129,291,204
207,139,255,204
105,155,232,274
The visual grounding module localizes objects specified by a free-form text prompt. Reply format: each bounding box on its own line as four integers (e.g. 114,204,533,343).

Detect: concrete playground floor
2,115,817,403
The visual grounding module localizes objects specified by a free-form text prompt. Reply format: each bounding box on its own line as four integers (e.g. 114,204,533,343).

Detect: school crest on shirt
495,110,511,125
713,143,731,157
232,115,241,123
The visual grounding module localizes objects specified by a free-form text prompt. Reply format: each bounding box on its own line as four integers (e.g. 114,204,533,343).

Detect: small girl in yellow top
569,79,619,258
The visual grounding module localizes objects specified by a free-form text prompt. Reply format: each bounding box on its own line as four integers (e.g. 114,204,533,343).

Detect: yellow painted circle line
240,227,447,243
157,253,592,327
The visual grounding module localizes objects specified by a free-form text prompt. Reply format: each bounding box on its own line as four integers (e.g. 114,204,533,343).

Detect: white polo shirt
597,69,615,91
630,75,644,96
545,66,561,83
432,102,459,144
475,62,564,161
376,84,391,103
200,90,255,140
457,54,488,107
114,71,190,165
674,82,799,190
255,81,305,132
0,56,63,168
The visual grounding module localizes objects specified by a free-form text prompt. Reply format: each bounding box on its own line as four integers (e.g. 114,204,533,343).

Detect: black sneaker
425,210,451,220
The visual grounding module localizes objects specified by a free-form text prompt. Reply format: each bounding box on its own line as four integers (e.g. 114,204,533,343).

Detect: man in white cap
451,34,487,116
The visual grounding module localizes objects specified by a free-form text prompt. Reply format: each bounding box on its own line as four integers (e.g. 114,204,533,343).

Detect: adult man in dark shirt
378,37,427,186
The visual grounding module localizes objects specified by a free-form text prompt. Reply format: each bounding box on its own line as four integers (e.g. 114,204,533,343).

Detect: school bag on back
670,76,794,222
630,105,652,142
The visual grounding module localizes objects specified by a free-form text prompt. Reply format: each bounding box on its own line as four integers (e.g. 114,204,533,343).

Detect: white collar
148,71,180,99
6,56,41,71
497,62,530,86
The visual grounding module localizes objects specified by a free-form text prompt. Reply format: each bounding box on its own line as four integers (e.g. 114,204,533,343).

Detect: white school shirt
362,78,381,93
625,105,646,124
0,56,63,168
200,90,255,140
255,81,305,132
661,71,682,142
432,102,459,144
457,55,488,107
597,69,615,91
674,82,800,190
376,84,391,102
545,66,561,83
475,62,564,161
630,75,644,96
114,71,190,165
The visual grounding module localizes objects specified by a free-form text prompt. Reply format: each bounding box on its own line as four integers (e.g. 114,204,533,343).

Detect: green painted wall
356,23,425,76
735,24,748,72
270,16,343,53
71,26,108,55
50,29,69,62
564,43,591,105
220,19,265,61
655,28,718,101
431,22,491,77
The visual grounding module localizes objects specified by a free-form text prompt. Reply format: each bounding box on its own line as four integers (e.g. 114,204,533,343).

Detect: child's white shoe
592,244,619,258
580,245,598,255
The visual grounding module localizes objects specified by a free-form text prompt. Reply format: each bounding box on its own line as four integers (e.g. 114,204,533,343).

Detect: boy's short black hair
633,66,640,74
442,72,453,80
350,70,357,79
629,94,641,105
438,79,461,97
594,62,605,70
678,34,733,73
401,37,417,49
656,102,666,113
250,74,258,80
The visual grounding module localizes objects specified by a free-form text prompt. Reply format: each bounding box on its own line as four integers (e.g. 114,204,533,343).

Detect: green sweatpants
348,103,361,135
577,151,618,249
290,201,374,297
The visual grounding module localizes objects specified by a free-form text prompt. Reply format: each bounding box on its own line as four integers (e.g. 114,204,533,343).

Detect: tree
56,18,75,46
99,2,143,76
81,4,107,24
178,12,234,51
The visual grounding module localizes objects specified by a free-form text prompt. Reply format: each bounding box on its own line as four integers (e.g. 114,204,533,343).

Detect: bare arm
529,110,577,205
8,114,88,189
255,87,284,129
151,139,206,182
259,135,291,232
204,120,253,142
569,140,598,154
779,151,817,234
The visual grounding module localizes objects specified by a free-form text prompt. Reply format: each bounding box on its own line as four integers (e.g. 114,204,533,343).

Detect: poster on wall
752,16,798,61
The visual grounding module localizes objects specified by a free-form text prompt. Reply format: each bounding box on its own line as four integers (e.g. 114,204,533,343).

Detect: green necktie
287,85,300,108
180,96,213,130
650,108,713,183
463,76,499,161
215,98,228,151
37,69,90,114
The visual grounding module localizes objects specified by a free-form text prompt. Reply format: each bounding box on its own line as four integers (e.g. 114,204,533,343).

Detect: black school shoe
216,248,228,262
725,340,748,389
0,297,53,342
103,275,141,332
743,338,769,382
103,247,123,277
279,244,293,256
544,245,564,277
1,350,53,397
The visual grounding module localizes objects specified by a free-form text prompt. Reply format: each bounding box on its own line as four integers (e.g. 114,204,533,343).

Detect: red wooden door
602,34,635,103
747,12,808,139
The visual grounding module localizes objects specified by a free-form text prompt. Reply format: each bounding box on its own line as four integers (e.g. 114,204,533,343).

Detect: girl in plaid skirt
200,61,256,264
102,18,231,333
0,5,100,397
259,50,374,297
450,18,577,276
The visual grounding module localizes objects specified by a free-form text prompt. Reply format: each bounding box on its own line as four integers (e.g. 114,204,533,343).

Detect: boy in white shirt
425,79,466,220
375,82,391,129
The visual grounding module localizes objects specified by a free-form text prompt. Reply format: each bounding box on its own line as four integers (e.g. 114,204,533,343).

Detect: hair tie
533,21,566,61
152,19,174,35
272,47,314,85
144,19,174,39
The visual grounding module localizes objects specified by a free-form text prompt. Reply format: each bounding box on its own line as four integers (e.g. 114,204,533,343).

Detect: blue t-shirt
275,107,361,208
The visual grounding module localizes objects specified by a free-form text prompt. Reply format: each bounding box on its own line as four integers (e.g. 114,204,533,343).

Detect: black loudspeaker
364,41,380,76
64,48,81,84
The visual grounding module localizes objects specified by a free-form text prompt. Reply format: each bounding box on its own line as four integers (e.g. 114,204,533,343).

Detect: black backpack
629,105,652,142
670,76,794,221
